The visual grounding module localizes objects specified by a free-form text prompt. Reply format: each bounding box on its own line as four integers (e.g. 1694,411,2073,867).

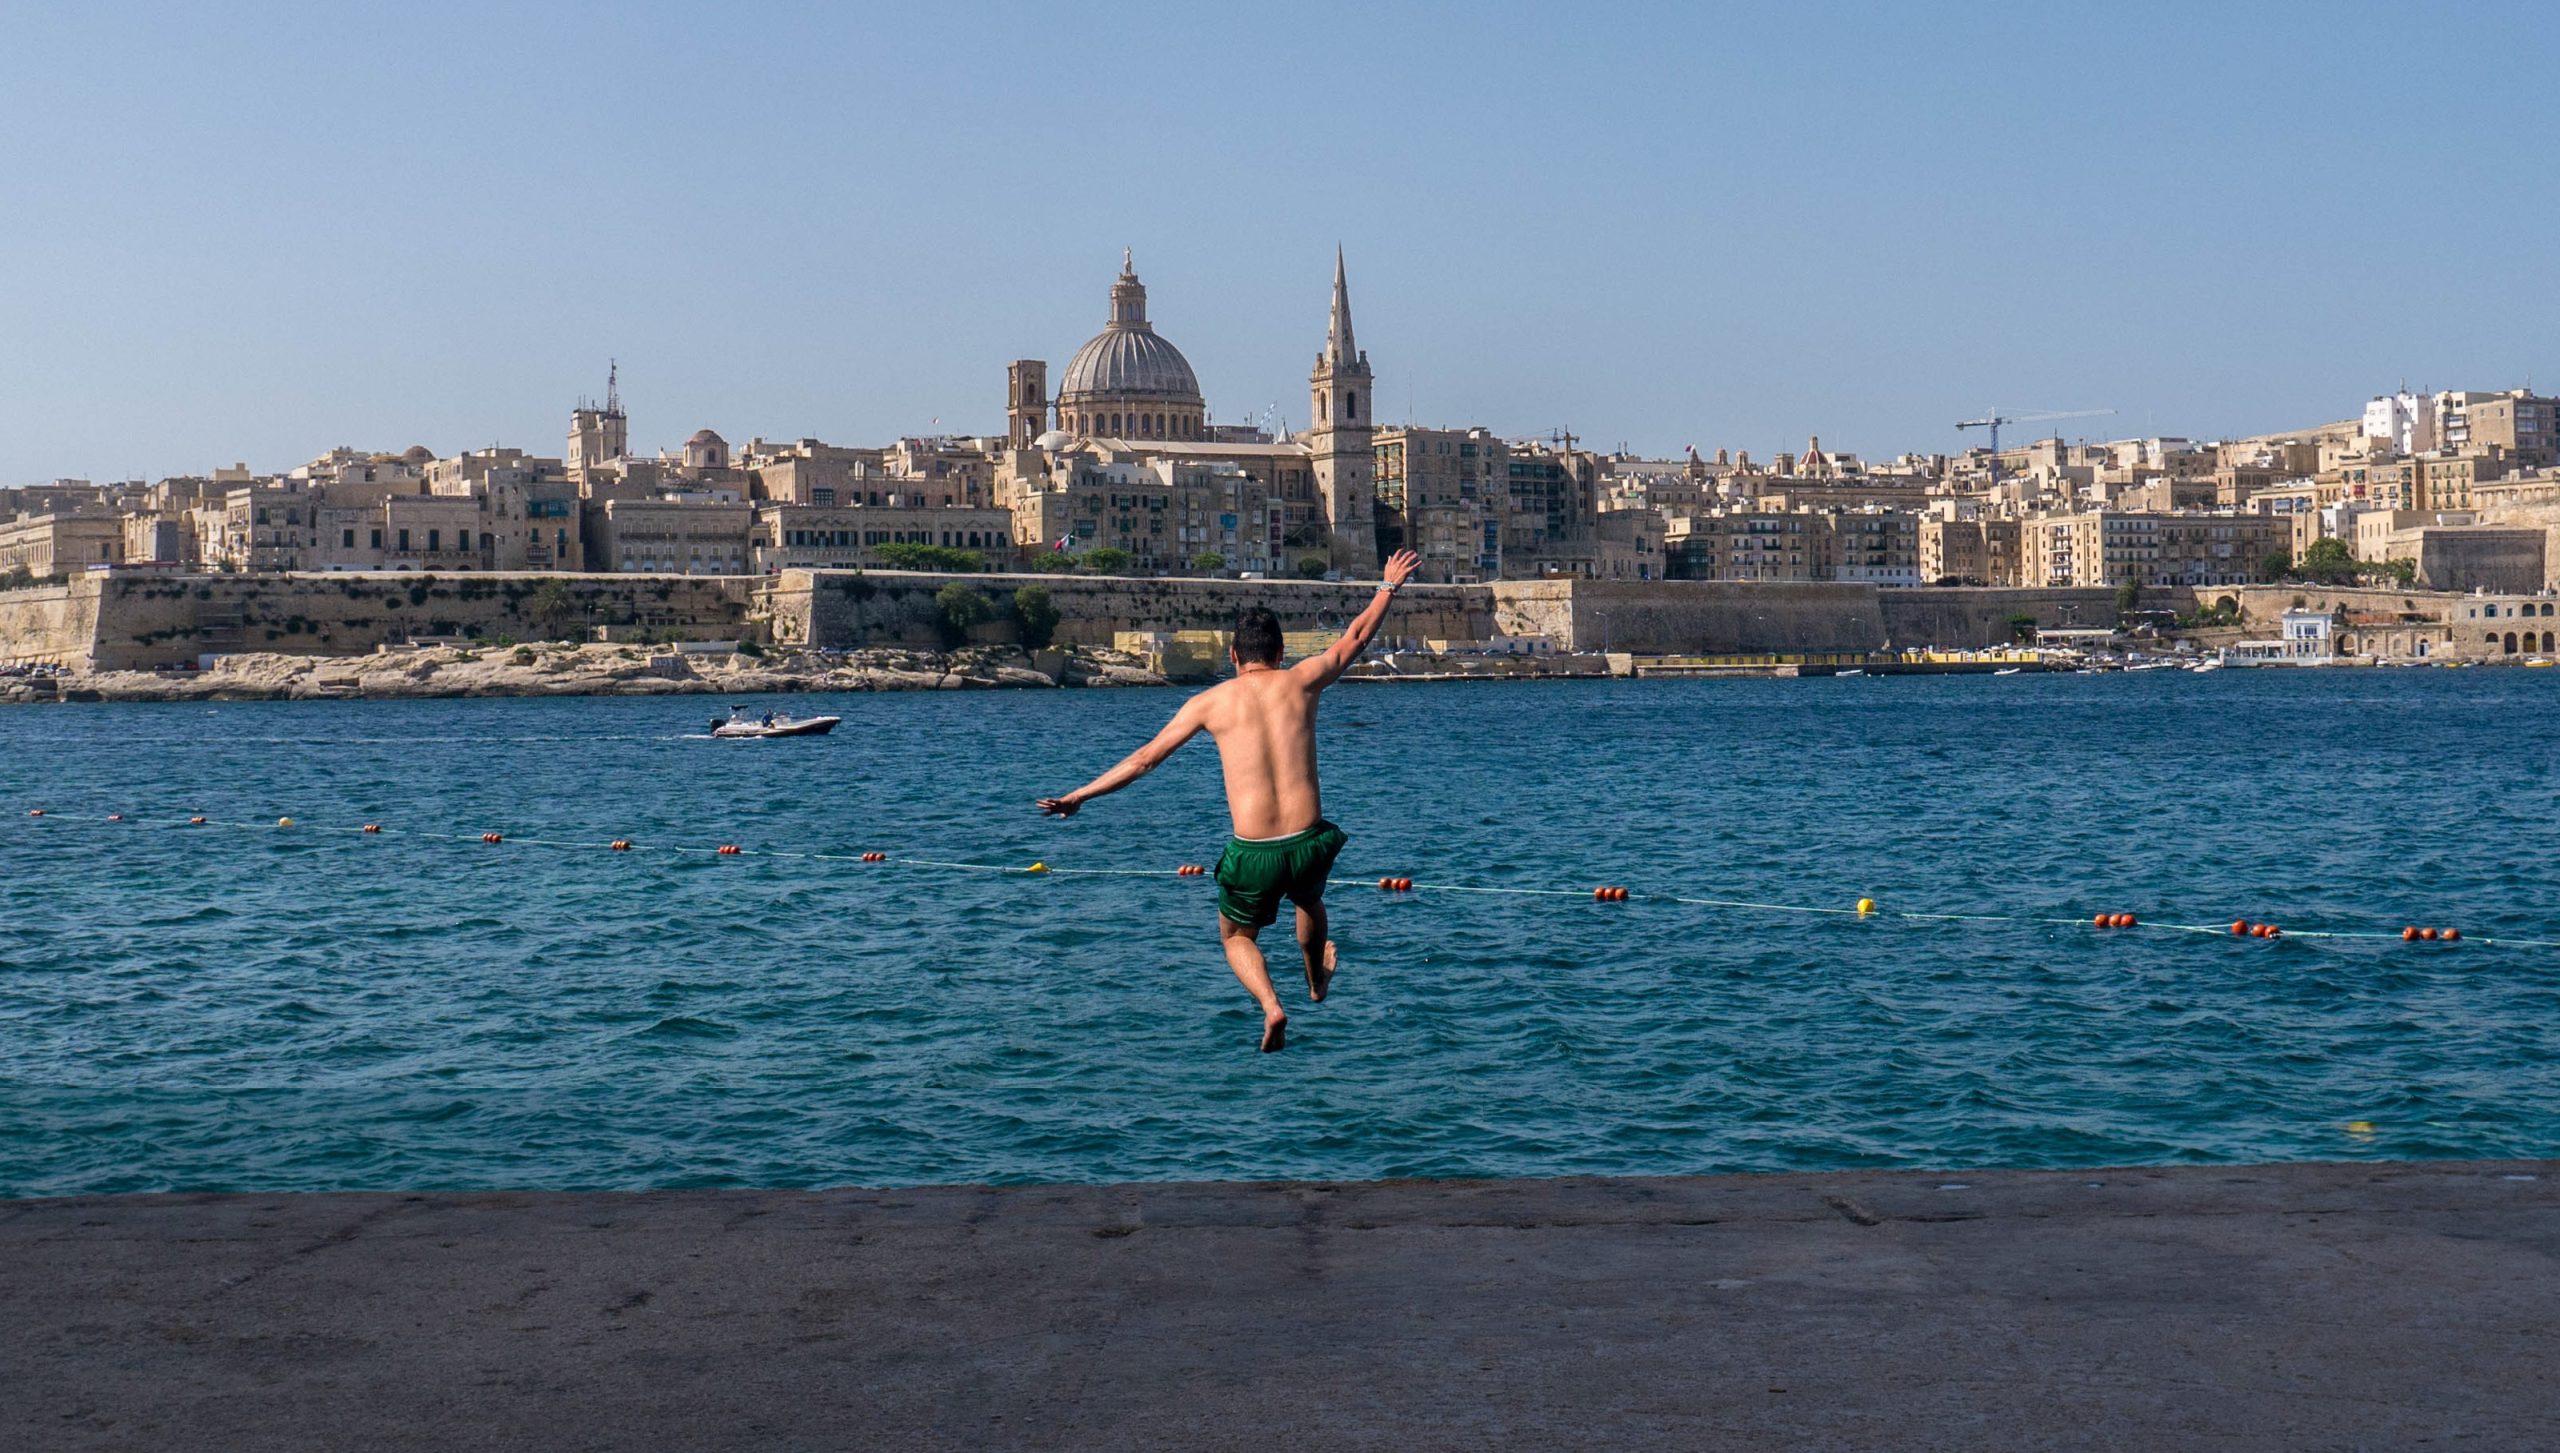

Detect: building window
342,529,356,548
428,530,441,553
398,529,410,551
371,529,382,549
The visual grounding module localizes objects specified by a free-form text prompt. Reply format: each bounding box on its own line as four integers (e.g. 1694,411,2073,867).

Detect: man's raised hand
1382,549,1420,587
1036,795,1081,818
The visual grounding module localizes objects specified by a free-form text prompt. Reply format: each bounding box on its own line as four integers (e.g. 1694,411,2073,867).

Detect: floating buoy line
15,807,2560,952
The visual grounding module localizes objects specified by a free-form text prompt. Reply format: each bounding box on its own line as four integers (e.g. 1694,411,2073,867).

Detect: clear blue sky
6,1,2556,483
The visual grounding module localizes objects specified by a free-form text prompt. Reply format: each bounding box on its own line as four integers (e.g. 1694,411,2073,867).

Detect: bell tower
567,360,628,484
1307,247,1378,573
1007,359,1049,448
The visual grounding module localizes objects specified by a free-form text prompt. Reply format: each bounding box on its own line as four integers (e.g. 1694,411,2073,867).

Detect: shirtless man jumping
1039,549,1422,1053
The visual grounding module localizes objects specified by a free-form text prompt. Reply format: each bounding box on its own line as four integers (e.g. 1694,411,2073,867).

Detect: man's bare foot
1306,940,1338,1003
1260,1011,1288,1053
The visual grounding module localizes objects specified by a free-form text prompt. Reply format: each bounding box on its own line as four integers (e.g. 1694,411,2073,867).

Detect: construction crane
1954,407,2116,489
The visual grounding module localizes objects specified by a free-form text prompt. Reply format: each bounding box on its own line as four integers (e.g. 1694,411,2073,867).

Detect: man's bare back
1036,549,1421,1052
1173,658,1326,839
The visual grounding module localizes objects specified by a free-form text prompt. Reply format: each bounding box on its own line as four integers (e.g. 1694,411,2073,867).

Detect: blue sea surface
3,671,2556,1196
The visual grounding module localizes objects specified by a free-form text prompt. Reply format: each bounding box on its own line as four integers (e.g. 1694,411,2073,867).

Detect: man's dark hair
1232,607,1284,666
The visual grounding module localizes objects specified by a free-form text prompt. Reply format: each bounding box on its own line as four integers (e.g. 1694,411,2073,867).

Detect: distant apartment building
588,497,754,576
2020,510,2288,587
1374,426,1501,582
1919,517,2020,586
1004,456,1286,575
0,512,124,577
750,504,1016,573
1825,512,1921,585
1665,510,1918,585
2456,391,2558,468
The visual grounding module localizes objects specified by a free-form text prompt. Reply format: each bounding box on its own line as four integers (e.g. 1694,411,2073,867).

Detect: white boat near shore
708,707,840,738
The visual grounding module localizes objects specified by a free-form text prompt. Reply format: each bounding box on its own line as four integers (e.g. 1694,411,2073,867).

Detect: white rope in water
17,810,2560,951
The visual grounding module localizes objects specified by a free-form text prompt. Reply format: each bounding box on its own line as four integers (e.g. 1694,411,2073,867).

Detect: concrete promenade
5,1159,2553,1450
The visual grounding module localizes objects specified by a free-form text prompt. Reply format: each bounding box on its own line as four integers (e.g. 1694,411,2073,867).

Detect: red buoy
2441,928,2461,942
2230,920,2250,936
188,815,206,825
2402,926,2420,941
362,824,381,834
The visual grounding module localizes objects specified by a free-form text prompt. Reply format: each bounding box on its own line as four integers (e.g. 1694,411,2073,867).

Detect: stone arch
2504,631,2519,653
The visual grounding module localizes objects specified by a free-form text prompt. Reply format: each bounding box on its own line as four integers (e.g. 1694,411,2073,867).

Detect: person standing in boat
1038,549,1420,1053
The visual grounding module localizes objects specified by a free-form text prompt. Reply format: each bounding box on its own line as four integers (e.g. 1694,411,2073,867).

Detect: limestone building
1000,251,1387,573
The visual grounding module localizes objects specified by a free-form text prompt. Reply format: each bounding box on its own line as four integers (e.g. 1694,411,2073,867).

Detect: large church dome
1054,253,1206,441
1061,326,1200,401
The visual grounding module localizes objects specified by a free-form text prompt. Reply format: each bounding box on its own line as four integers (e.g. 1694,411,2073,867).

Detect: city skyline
9,1,2560,482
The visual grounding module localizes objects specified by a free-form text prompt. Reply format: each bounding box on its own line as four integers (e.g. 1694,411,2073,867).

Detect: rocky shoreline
0,641,1171,704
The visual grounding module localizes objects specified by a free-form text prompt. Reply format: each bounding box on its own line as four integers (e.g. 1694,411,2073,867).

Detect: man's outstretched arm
1037,694,1208,816
1299,549,1421,687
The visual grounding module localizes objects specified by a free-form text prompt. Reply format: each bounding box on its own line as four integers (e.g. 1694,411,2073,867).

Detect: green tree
875,542,986,572
934,581,993,647
2299,536,2358,585
2259,548,2294,582
1294,555,1331,580
526,578,576,638
2006,612,2039,645
1027,550,1077,573
2115,577,2143,613
1190,552,1227,575
1012,583,1060,649
2381,557,2418,587
1081,547,1136,575
1,565,34,590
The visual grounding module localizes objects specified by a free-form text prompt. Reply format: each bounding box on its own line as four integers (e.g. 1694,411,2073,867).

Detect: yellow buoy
1027,861,1049,874
1856,898,1876,916
277,817,295,828
2346,1120,2376,1135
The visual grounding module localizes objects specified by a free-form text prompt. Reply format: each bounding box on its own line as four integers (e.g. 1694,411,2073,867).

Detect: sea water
2,671,2556,1195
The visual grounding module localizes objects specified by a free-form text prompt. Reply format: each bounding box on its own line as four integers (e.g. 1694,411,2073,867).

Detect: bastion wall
758,570,1494,651
6,570,2223,669
1,573,757,670
1491,580,2158,653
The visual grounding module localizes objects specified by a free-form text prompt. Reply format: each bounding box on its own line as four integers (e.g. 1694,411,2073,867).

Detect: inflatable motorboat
709,707,840,738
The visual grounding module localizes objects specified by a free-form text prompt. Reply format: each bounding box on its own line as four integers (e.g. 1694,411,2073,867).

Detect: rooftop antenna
605,360,621,416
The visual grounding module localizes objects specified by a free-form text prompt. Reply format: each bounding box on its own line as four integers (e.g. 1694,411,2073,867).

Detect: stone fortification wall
3,568,2227,671
2409,530,2545,594
760,570,1493,651
3,573,756,670
0,582,100,666
1489,580,2149,654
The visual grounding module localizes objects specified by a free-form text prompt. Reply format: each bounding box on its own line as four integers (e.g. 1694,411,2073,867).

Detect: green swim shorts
1214,820,1348,929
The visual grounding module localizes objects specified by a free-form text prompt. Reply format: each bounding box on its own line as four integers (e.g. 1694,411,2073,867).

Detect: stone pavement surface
4,1159,2554,1451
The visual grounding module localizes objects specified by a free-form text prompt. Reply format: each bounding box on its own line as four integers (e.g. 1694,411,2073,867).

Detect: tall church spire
1308,246,1378,573
1324,245,1357,367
